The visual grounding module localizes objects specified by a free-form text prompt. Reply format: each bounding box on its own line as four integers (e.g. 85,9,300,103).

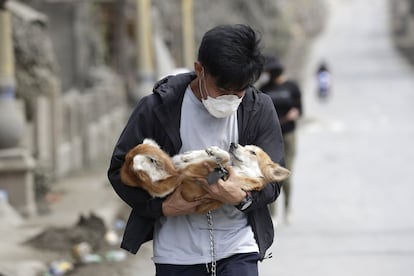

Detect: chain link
204,151,224,276
206,211,216,276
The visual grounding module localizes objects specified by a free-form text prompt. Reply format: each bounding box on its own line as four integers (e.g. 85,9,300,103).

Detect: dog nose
230,143,237,150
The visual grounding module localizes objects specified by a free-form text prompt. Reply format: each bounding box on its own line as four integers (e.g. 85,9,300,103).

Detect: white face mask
199,70,243,118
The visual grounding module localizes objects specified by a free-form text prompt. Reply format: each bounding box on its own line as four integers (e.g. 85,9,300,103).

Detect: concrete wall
10,1,128,180
42,68,128,179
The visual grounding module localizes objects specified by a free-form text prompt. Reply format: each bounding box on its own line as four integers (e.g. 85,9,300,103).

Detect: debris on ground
24,213,107,251
21,213,129,275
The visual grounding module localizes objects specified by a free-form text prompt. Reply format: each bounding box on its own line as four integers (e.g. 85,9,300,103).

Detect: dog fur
172,147,231,213
121,139,290,213
174,143,290,213
120,139,181,198
229,143,290,191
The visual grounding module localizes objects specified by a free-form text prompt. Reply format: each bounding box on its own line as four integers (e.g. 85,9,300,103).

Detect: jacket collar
152,72,259,152
237,85,258,145
152,73,196,154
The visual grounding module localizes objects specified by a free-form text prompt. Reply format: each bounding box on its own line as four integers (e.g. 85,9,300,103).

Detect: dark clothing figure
316,62,332,99
260,56,302,224
260,80,302,133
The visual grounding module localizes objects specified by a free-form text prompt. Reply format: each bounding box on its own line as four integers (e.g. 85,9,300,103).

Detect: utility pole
0,0,25,149
134,0,155,102
0,0,36,217
181,0,195,69
114,0,128,76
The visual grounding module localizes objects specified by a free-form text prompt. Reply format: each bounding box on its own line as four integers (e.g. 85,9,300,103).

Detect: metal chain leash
206,211,216,276
204,149,227,276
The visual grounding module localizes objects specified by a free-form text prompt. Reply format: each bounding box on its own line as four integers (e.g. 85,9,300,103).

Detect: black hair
263,55,284,79
317,61,329,73
197,24,264,91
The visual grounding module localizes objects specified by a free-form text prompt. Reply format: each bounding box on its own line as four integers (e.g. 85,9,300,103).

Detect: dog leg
239,177,266,192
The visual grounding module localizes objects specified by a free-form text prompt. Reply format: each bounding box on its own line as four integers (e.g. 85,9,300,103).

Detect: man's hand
200,166,246,205
280,107,300,124
162,185,208,216
286,107,300,121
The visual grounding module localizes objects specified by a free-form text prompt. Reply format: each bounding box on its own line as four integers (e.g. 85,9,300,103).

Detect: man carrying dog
108,24,285,276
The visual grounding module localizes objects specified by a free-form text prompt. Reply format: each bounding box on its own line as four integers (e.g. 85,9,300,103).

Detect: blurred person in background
316,61,332,100
108,24,285,275
259,56,302,224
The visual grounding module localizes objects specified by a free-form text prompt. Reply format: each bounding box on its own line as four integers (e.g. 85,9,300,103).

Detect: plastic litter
105,250,127,262
79,253,103,264
48,260,74,276
71,241,92,262
113,219,126,230
105,230,120,246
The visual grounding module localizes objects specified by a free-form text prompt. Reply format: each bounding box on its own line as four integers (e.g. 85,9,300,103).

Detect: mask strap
199,68,210,100
198,78,206,100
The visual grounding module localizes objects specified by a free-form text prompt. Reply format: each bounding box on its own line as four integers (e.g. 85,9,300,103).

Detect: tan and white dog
120,139,290,213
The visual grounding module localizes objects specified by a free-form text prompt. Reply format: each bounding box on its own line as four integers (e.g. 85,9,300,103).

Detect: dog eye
148,157,157,164
249,150,257,156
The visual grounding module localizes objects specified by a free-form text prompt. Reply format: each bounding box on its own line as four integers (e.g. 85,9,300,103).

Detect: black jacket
260,80,303,134
107,72,285,260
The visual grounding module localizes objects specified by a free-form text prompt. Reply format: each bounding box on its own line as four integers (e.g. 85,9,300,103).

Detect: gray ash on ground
24,213,107,252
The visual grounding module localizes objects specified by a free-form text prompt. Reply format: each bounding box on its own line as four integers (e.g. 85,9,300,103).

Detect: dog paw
173,152,193,163
206,146,230,163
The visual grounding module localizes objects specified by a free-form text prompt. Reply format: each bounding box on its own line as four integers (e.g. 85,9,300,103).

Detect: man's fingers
195,177,208,186
224,165,234,175
203,162,215,172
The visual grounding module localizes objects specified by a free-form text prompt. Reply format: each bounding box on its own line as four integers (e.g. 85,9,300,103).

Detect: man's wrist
235,190,253,211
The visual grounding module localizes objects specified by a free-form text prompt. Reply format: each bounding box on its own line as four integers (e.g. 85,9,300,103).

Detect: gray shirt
152,85,259,265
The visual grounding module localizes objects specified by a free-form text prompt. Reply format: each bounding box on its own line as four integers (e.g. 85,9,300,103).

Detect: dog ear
143,138,160,148
265,163,291,182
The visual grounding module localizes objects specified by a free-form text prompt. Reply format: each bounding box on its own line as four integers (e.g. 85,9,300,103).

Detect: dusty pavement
0,167,154,276
259,0,414,275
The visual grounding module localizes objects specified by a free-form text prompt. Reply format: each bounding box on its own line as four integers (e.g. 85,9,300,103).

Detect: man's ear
194,61,203,77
